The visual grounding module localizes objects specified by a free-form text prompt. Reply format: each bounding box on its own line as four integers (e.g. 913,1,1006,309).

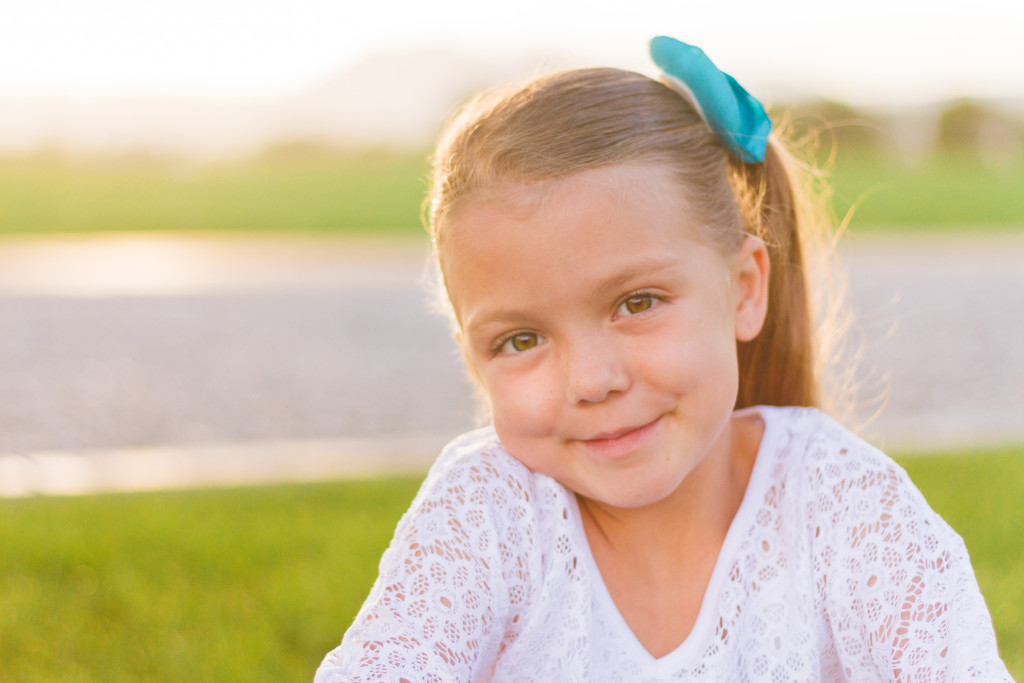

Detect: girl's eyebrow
592,258,679,298
465,258,680,336
463,308,534,339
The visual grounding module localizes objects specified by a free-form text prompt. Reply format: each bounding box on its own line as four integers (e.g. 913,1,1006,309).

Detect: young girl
316,37,1011,681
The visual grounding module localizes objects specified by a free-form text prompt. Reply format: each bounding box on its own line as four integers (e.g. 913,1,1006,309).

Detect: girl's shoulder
423,425,556,500
396,426,576,540
755,405,951,542
759,405,915,496
423,425,522,485
757,405,969,577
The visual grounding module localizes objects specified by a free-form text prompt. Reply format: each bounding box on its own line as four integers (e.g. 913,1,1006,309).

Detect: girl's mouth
578,415,664,459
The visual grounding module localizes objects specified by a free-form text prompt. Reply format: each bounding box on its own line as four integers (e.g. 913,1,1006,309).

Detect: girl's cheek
486,366,561,437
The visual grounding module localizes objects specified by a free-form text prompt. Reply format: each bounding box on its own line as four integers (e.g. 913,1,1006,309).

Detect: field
828,153,1024,229
1,445,1021,681
1,149,1022,236
0,475,424,682
0,150,430,236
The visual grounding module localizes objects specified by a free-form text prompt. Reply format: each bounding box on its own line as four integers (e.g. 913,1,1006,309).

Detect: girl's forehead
456,180,552,224
437,164,726,311
448,163,681,228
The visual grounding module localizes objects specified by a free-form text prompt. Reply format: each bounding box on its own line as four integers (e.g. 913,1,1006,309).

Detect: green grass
0,448,1021,681
830,154,1024,229
1,150,1021,237
0,476,423,682
0,150,431,236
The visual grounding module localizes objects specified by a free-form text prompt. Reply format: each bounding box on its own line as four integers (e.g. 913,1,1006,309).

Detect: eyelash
491,330,544,356
489,291,664,356
615,291,664,318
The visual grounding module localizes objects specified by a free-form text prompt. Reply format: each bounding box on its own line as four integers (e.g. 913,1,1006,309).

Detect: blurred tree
937,100,988,153
780,99,884,163
935,100,1024,164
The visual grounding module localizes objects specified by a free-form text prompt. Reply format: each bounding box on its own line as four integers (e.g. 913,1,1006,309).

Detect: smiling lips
578,415,664,459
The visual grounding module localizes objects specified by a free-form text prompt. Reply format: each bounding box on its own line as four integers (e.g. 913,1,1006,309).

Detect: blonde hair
426,67,844,413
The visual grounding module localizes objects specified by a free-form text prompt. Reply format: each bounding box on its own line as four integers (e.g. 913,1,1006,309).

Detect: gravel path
837,233,1024,446
1,232,1022,494
0,236,477,454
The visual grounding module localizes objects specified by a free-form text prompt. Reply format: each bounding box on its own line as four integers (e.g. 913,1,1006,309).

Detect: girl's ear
733,235,770,342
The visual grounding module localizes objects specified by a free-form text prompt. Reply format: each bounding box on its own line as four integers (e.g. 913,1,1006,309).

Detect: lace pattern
315,407,1011,682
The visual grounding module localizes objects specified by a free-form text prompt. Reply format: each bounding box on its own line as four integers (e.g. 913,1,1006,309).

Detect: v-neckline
567,406,777,669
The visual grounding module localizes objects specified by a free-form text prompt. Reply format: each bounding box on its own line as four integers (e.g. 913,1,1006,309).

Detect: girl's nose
561,336,631,405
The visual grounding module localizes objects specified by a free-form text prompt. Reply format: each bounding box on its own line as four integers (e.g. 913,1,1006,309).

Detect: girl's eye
497,332,543,354
618,294,656,316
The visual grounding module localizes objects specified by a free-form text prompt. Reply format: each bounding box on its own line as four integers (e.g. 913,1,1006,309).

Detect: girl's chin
574,475,687,512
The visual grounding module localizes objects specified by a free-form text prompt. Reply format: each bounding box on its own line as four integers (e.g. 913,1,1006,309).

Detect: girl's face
442,162,769,511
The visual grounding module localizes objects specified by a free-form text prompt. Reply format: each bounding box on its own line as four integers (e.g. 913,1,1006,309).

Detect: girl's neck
575,410,765,657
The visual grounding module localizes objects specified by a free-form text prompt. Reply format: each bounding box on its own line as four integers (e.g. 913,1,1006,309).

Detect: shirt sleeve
819,448,1013,681
314,440,538,683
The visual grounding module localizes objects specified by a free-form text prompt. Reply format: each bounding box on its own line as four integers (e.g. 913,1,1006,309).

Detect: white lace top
315,406,1011,682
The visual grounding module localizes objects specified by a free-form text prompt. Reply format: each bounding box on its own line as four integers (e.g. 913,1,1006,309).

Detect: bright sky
2,0,1022,107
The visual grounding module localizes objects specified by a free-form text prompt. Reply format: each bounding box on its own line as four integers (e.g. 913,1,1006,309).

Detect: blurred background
1,0,1022,679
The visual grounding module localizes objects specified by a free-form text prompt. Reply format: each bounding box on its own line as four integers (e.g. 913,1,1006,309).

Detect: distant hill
0,48,567,158
2,47,1021,161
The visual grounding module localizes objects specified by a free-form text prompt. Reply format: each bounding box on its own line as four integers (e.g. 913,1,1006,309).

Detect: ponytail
731,135,840,412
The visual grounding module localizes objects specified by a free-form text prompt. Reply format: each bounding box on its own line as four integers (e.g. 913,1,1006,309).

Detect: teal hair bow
649,36,771,163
